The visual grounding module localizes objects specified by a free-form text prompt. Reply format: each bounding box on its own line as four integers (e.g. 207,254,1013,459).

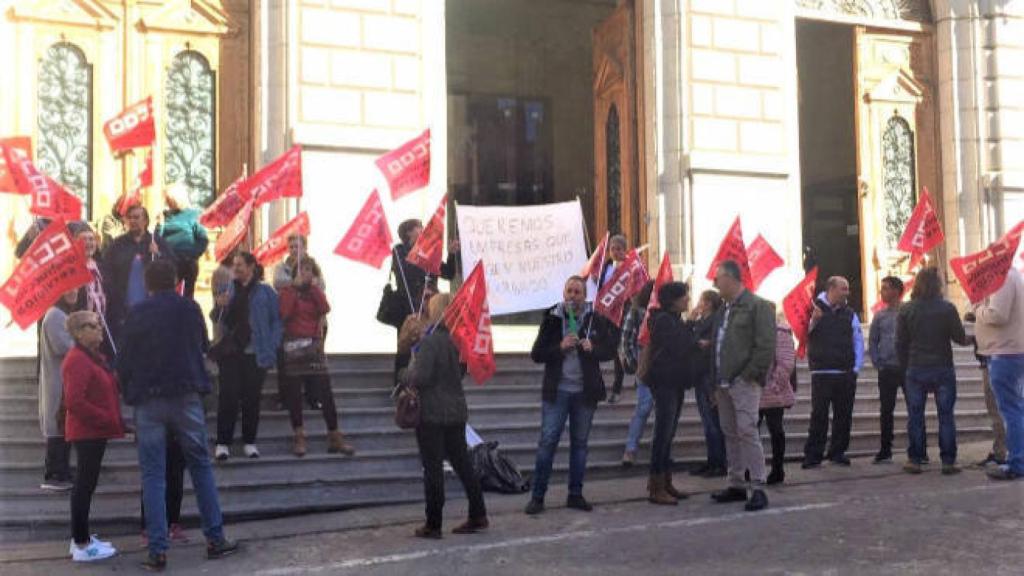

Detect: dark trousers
415,423,487,530
70,439,107,544
216,353,266,445
282,372,338,430
804,372,857,462
176,259,199,301
650,384,684,474
611,356,625,395
878,367,905,456
140,434,185,529
759,407,786,471
44,436,72,481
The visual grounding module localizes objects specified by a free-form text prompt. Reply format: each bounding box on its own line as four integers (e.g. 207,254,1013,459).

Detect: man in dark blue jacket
117,259,237,571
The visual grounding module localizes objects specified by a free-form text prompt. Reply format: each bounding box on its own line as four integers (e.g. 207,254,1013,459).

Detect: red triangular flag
595,249,650,327
334,189,393,269
783,267,818,358
2,146,82,220
638,252,673,347
706,216,753,290
950,220,1024,304
0,219,92,329
579,231,610,284
0,137,32,194
897,187,944,259
103,97,155,153
200,176,246,228
214,198,254,263
242,146,303,207
376,129,430,200
443,260,496,385
254,212,311,267
406,195,446,275
746,234,784,291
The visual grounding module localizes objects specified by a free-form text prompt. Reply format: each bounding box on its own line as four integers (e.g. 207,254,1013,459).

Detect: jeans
415,423,487,530
695,382,727,468
140,434,185,529
531,390,596,500
877,367,905,456
759,407,786,471
988,355,1024,474
650,385,684,474
216,353,266,445
70,439,107,544
904,367,957,465
982,366,1009,461
135,393,226,555
44,436,72,481
624,381,654,453
804,372,857,462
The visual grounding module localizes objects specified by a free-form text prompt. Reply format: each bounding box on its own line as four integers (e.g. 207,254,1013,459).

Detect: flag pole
393,247,415,313
99,312,118,357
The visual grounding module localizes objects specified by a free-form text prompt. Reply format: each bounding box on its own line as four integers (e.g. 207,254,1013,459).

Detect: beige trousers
716,379,767,488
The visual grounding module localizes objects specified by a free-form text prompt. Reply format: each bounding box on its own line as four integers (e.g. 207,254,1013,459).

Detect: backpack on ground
470,441,530,494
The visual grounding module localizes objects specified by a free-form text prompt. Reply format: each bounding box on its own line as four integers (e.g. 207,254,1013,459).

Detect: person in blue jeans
117,260,239,571
896,267,970,475
690,289,727,477
620,281,655,466
525,276,616,515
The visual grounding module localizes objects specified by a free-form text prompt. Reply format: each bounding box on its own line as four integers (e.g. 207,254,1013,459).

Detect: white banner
457,200,588,315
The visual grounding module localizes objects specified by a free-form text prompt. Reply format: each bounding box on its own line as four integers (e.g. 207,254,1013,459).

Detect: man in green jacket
709,260,776,512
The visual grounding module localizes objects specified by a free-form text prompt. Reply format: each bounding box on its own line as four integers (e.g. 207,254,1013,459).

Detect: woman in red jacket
61,310,124,562
279,257,355,457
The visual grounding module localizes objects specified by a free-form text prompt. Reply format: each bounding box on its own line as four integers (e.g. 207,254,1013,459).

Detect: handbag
376,248,409,329
282,337,327,375
393,384,420,429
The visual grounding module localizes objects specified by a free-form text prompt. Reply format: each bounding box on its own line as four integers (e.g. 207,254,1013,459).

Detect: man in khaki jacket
710,260,777,511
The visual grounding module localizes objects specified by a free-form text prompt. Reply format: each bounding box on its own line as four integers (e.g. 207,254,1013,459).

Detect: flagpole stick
99,312,118,357
417,281,429,316
577,195,592,254
393,248,415,313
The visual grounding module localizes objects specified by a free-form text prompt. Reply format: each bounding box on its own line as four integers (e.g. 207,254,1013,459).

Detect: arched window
881,113,916,248
37,42,92,217
605,104,621,236
165,50,215,207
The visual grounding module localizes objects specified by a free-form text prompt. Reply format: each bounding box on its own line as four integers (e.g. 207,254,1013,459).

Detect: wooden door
854,27,941,314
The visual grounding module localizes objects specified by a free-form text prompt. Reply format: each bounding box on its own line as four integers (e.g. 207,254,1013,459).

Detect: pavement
1,441,1022,575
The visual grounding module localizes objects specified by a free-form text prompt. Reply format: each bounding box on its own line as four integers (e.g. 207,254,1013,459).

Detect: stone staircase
0,347,991,542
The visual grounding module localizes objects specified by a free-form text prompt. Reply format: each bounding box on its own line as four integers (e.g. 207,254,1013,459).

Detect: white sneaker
215,444,230,461
243,444,260,458
70,539,116,562
89,534,114,549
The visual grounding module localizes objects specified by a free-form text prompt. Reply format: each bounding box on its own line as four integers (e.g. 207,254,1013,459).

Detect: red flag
580,232,610,284
200,176,246,228
897,187,944,258
137,149,153,188
333,189,393,269
706,216,753,290
950,221,1024,304
376,129,430,200
406,195,446,275
0,219,92,329
783,267,818,358
214,198,254,263
242,146,303,207
0,137,32,194
595,249,650,327
443,260,496,385
746,234,784,291
5,151,83,221
638,252,673,347
116,149,154,217
103,97,155,153
254,212,311,267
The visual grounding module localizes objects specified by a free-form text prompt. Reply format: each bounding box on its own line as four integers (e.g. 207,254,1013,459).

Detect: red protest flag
254,212,311,267
706,216,753,290
2,148,82,220
0,137,32,194
214,198,254,263
242,146,303,207
746,234,784,291
897,187,944,258
200,176,246,228
116,149,154,217
0,219,92,329
443,260,496,385
595,249,650,327
376,129,430,201
579,231,610,284
638,252,673,347
783,267,818,358
406,195,446,275
103,97,155,153
334,189,393,269
950,221,1024,304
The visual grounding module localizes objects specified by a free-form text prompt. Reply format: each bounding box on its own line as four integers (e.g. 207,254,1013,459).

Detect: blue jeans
135,393,225,555
625,381,654,452
695,382,727,468
904,367,957,465
531,390,596,500
988,355,1024,474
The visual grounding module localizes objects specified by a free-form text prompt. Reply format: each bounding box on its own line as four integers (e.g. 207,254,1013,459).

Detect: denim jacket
224,281,283,369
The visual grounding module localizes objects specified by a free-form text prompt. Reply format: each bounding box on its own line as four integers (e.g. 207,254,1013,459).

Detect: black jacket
808,299,856,372
646,309,698,390
691,314,716,385
411,327,468,426
100,232,175,338
897,298,969,369
391,242,456,317
531,303,617,406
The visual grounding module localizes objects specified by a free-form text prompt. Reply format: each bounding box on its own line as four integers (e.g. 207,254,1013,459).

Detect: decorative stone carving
796,0,932,23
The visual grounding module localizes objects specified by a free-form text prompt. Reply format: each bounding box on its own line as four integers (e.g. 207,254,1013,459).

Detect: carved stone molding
796,0,932,23
7,0,119,30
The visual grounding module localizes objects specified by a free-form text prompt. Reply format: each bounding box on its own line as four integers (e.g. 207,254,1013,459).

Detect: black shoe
689,463,710,477
830,454,851,466
524,498,545,515
766,469,784,485
566,495,593,512
140,553,167,572
873,452,893,464
206,538,240,560
414,525,442,539
801,459,821,470
711,487,747,503
744,489,768,512
702,465,727,478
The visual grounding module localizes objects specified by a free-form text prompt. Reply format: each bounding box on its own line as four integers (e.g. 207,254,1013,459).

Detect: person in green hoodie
156,183,209,300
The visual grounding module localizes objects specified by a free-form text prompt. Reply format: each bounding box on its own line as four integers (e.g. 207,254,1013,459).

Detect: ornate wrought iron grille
881,114,916,248
37,42,92,217
605,104,622,236
165,50,215,207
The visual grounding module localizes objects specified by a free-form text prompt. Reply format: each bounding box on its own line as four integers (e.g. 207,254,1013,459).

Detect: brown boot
327,430,356,455
292,427,307,457
647,473,677,505
664,471,688,500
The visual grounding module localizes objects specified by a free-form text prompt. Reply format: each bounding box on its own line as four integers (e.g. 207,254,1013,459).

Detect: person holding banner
272,233,325,292
896,267,970,475
38,289,80,491
525,276,616,515
96,204,126,255
602,235,629,404
69,223,107,319
156,183,209,300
